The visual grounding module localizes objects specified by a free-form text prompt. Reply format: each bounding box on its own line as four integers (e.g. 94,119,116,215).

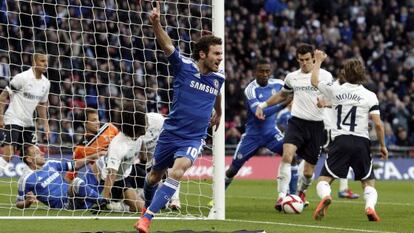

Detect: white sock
0,156,8,171
277,162,291,198
297,174,313,193
339,178,348,192
171,183,180,201
364,186,378,210
316,181,331,199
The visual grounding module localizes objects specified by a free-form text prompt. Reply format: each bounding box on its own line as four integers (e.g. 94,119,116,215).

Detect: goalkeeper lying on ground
16,144,107,210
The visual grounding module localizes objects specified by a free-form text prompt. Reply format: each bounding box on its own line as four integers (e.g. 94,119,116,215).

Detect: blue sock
289,165,299,194
144,176,159,208
146,177,179,219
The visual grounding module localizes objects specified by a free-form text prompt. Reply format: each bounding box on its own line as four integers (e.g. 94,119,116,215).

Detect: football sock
316,181,331,199
147,177,179,218
297,173,312,193
289,165,298,194
143,176,159,208
277,162,291,198
339,178,348,192
171,182,180,200
364,186,378,210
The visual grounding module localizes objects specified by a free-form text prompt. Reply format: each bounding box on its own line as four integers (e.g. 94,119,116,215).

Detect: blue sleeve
247,98,285,118
46,160,74,172
167,49,183,75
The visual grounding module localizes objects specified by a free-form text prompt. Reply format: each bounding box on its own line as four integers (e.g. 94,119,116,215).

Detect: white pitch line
226,195,414,206
223,219,398,233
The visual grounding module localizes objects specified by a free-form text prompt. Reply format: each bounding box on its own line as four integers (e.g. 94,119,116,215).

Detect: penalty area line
223,219,397,233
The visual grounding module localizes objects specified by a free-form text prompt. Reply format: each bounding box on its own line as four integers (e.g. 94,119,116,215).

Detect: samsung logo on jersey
190,81,219,95
335,93,363,102
40,172,60,188
23,92,43,101
293,86,318,92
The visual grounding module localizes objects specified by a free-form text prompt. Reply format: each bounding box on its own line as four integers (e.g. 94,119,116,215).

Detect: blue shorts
152,130,205,171
231,131,284,170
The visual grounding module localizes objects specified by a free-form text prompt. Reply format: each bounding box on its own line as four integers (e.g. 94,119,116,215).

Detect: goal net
0,0,224,219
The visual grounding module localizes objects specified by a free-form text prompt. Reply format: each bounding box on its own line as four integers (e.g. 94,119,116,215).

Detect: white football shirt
141,112,165,155
318,81,380,140
98,132,140,181
4,68,50,127
283,68,333,121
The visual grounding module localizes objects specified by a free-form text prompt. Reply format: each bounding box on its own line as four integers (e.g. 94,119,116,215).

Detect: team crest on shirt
214,79,219,89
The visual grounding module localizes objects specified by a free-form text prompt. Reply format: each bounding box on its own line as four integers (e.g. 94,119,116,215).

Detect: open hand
149,1,161,25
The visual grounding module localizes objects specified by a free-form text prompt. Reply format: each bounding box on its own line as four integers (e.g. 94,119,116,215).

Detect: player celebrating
225,59,288,190
135,2,224,232
256,43,333,210
310,50,388,221
16,145,105,210
0,50,50,172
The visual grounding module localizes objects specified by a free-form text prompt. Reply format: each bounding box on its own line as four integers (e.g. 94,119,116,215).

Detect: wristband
258,102,268,109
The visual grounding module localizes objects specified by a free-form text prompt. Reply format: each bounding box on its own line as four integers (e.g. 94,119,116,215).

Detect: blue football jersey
163,49,225,139
244,79,285,136
17,160,74,209
276,108,292,133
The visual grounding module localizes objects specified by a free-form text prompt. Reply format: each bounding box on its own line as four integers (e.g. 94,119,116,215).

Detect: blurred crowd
224,0,414,147
0,0,413,149
0,0,211,148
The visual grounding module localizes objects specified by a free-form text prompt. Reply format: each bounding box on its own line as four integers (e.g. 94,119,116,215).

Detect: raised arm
311,50,327,88
0,89,9,128
150,1,174,56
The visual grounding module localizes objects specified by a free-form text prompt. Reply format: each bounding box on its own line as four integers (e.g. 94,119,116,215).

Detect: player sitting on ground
16,144,106,210
310,50,388,221
96,101,147,213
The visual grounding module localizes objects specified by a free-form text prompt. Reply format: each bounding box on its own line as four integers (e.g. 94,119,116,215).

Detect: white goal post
0,0,225,220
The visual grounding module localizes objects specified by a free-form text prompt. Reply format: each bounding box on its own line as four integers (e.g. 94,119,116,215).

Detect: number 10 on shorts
186,146,202,159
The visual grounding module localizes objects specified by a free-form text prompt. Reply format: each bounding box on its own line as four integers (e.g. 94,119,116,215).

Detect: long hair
342,58,366,84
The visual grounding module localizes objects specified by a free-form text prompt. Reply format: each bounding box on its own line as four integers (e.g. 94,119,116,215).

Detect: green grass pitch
0,178,412,233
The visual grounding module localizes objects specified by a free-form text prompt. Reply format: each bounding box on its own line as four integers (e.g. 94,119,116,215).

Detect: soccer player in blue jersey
224,59,289,190
16,145,106,210
135,2,224,232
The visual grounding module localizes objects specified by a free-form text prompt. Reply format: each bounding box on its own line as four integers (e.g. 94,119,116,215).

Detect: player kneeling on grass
97,101,147,213
16,144,106,210
310,50,388,221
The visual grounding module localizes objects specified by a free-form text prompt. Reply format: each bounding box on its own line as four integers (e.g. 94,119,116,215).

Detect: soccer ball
281,194,304,214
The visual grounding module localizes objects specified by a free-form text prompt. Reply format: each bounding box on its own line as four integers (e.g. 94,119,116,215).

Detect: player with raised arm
135,2,224,232
16,145,106,210
0,50,50,172
255,43,333,210
225,59,289,191
310,50,388,221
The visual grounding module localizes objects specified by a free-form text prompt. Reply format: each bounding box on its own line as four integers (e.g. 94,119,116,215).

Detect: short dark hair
33,48,47,61
117,100,146,138
296,43,314,57
342,58,366,84
85,108,98,120
192,35,222,61
254,58,270,68
22,144,34,166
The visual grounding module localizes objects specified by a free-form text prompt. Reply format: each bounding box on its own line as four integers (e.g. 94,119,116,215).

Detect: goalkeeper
16,144,106,210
